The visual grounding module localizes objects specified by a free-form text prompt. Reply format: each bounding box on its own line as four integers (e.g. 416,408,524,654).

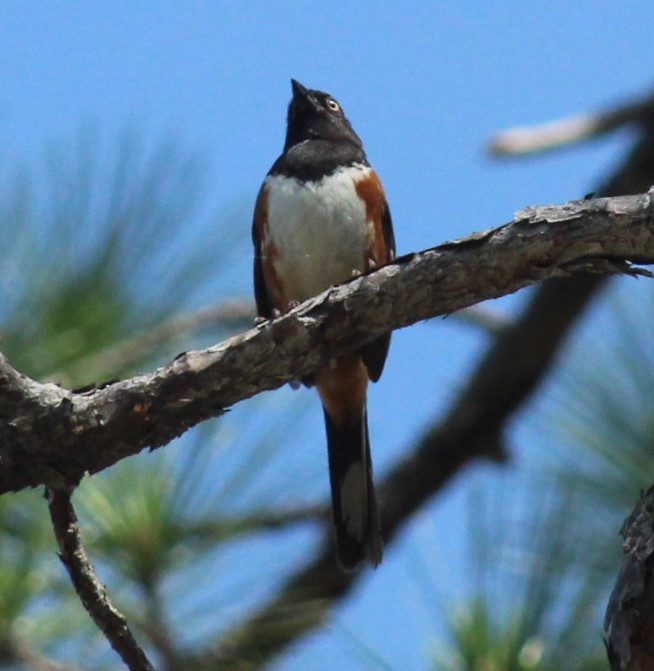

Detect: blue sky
2,3,654,669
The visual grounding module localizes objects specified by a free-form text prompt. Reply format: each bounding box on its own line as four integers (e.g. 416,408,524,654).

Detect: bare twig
46,488,155,671
488,91,654,156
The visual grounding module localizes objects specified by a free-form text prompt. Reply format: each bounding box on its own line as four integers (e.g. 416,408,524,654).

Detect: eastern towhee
252,79,395,570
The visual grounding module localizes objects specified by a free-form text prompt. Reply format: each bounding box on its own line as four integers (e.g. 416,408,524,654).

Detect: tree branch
488,90,654,156
2,190,654,495
47,488,155,671
604,485,654,671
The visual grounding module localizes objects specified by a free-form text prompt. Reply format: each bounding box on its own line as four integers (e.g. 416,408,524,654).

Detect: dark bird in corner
252,79,396,570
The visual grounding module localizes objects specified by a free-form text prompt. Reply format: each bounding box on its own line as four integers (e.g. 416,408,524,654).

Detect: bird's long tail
323,402,383,570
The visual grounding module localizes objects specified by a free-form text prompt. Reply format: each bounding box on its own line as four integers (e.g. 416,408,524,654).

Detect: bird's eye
326,98,340,112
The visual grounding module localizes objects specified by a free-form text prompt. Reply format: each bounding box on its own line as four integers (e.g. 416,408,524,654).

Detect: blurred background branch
488,90,654,157
46,299,254,388
2,188,653,497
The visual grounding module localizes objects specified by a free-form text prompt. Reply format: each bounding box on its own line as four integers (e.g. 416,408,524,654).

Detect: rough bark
605,486,654,671
1,191,654,496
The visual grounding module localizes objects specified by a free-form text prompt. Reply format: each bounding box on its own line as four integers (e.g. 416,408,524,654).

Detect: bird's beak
290,79,318,110
291,78,309,99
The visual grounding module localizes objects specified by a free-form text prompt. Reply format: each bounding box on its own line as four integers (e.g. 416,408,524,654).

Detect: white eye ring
326,99,340,112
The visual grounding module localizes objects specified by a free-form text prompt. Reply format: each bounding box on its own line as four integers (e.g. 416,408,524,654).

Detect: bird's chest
264,166,374,304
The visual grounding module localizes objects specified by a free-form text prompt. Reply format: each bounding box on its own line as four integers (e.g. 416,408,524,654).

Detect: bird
252,79,396,570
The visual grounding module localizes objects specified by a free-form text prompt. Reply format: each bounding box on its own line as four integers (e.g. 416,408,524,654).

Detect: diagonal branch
2,190,654,496
47,488,155,671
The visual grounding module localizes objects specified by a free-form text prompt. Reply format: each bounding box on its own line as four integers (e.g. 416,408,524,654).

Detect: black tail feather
323,406,383,570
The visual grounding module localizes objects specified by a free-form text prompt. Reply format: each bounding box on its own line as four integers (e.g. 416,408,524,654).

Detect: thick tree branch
2,190,654,496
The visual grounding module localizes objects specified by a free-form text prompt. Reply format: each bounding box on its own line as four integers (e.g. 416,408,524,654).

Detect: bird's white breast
265,164,373,304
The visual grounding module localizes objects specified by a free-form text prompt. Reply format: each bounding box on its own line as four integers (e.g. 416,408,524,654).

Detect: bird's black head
283,79,363,153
